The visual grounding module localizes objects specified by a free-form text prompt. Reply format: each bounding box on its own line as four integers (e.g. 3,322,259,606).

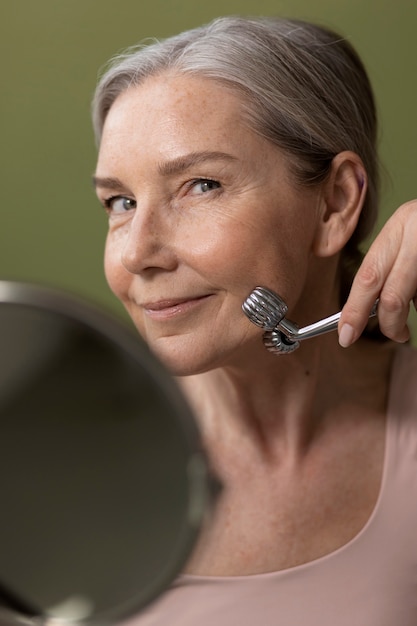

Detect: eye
188,179,221,195
104,196,137,214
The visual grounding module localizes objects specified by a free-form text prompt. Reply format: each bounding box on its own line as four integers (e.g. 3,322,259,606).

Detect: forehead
99,73,253,156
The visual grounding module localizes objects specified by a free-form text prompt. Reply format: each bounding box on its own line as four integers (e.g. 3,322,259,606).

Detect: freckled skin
95,73,325,375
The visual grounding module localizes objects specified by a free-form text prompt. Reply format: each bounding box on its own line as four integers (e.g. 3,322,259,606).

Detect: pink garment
125,345,417,625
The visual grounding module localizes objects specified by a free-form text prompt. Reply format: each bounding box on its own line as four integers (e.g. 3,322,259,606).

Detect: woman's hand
339,200,417,347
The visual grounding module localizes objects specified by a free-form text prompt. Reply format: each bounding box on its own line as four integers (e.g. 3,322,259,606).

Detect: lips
141,294,213,319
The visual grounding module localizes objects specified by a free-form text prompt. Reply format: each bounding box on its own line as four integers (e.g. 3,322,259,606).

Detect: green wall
1,0,416,331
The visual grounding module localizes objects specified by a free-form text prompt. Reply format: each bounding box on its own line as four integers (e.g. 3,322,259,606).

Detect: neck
177,332,395,469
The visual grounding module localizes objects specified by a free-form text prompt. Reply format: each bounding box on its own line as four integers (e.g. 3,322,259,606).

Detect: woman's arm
339,200,417,347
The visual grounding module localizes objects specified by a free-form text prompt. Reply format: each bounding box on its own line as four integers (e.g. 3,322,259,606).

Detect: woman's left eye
189,179,221,195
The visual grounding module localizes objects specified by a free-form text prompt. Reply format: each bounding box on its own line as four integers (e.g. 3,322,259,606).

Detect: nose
120,204,178,275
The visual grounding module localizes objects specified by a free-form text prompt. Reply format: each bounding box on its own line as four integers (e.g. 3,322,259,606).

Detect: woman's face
94,73,322,374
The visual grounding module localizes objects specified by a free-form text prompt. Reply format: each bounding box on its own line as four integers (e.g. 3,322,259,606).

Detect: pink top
125,345,417,625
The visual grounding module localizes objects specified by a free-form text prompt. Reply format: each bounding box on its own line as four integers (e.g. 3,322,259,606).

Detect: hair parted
92,16,380,306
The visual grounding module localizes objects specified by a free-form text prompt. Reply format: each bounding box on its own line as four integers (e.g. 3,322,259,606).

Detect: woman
92,17,417,625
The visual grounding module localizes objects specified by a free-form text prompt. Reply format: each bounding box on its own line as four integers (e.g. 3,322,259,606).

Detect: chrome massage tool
242,286,379,355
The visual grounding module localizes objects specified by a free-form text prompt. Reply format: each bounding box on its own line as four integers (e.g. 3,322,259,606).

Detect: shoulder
386,344,417,499
389,344,417,412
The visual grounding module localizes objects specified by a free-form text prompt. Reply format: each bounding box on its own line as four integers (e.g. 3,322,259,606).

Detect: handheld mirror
0,280,214,626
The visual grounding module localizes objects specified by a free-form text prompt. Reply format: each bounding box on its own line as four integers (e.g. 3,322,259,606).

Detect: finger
339,201,417,346
375,255,416,342
339,229,398,347
376,205,417,339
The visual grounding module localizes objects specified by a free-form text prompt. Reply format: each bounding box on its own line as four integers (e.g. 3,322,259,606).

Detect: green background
1,0,416,332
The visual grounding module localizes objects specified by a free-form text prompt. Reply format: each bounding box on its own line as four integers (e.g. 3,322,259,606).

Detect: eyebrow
92,175,127,191
92,151,238,190
157,151,238,176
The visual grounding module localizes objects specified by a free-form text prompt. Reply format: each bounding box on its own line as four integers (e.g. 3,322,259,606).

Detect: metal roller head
242,287,288,331
263,329,300,354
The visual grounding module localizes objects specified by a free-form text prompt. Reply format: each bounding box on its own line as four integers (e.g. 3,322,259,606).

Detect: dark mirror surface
0,281,212,626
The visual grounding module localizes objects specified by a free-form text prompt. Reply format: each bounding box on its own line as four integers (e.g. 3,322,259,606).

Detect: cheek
185,220,259,290
210,206,317,308
104,235,130,301
189,210,294,292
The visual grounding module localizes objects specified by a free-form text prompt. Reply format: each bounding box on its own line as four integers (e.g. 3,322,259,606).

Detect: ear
312,151,367,257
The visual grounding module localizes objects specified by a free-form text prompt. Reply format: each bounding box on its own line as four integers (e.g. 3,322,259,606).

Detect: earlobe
313,151,367,258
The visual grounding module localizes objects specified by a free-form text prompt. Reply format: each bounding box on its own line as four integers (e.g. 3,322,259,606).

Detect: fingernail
339,323,355,348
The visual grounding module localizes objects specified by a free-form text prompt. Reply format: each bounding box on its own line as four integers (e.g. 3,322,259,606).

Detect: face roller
242,286,379,355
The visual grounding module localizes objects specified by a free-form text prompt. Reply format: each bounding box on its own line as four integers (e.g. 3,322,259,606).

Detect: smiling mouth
142,295,213,319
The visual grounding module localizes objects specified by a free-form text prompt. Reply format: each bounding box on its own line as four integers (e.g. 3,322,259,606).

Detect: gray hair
92,16,380,305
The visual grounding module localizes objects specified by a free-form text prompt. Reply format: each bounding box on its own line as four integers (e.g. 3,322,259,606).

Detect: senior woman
92,16,417,625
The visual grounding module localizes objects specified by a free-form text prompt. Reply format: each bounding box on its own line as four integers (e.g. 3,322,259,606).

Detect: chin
147,335,224,377
151,350,213,378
